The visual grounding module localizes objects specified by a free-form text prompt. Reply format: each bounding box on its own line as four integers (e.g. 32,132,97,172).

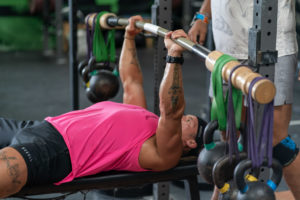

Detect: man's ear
187,139,197,149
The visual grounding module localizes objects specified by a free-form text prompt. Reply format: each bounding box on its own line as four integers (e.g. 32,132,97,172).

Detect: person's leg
272,53,300,199
275,190,295,200
283,154,300,200
273,104,300,199
10,121,72,185
274,104,300,198
0,120,72,198
0,147,27,198
273,105,292,145
210,186,219,200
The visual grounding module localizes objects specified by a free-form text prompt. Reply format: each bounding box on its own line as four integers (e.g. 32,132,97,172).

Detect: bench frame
14,158,209,200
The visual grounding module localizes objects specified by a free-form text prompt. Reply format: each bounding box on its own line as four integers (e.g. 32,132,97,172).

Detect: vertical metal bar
152,0,172,200
254,0,277,81
184,177,201,200
152,0,172,115
43,0,50,56
248,0,278,181
182,0,191,31
68,0,79,110
204,22,215,121
153,182,170,200
249,0,277,133
56,0,66,64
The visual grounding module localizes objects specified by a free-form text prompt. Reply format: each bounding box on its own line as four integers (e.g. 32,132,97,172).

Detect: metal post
68,0,79,110
182,0,192,31
248,0,278,181
56,0,66,64
151,0,172,115
184,176,201,200
151,0,172,199
248,0,278,135
43,0,51,56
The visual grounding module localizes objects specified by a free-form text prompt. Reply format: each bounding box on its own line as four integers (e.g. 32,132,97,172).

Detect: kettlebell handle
88,56,112,72
203,120,219,149
78,59,88,74
203,120,244,151
234,158,283,193
213,152,247,190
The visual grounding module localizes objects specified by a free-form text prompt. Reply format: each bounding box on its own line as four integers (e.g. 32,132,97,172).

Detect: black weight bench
13,156,209,200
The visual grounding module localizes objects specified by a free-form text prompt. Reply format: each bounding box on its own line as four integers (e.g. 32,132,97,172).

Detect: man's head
181,115,207,155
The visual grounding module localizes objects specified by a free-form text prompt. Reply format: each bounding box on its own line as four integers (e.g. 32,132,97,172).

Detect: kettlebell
78,59,89,83
234,158,283,200
197,120,244,184
81,56,120,103
212,152,247,200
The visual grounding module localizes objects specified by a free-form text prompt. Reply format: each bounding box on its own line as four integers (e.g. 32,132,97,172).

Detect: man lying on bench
0,16,206,198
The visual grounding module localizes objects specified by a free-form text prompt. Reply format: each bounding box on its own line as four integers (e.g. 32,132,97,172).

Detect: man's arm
119,16,147,109
188,0,211,45
139,30,186,171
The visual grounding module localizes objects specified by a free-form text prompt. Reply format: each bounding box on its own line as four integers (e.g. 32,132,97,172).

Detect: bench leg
184,176,200,200
153,182,170,200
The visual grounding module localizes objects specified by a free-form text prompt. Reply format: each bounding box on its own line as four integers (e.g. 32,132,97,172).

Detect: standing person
0,16,204,198
188,0,299,199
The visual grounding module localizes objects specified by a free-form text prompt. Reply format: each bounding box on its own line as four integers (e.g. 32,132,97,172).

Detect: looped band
211,54,242,131
93,11,116,63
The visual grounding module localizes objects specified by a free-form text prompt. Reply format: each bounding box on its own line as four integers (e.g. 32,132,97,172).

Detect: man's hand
125,15,143,40
188,0,211,45
164,30,187,57
188,20,208,45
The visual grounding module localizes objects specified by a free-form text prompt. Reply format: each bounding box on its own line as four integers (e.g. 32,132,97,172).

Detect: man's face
181,115,198,153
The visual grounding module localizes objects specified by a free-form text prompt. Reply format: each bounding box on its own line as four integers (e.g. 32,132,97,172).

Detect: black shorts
0,117,41,148
9,120,72,186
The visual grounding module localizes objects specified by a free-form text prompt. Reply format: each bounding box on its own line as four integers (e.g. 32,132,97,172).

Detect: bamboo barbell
86,13,276,104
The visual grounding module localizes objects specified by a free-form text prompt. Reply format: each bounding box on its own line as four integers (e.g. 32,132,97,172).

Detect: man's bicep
154,118,183,167
139,117,183,171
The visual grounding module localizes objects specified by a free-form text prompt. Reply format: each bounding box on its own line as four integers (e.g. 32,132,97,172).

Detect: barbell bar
86,13,276,104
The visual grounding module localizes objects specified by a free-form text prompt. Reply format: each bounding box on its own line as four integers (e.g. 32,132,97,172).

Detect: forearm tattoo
127,47,139,66
168,64,182,111
0,151,21,185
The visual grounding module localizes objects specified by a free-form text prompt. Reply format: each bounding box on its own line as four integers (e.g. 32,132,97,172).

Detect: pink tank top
45,101,158,185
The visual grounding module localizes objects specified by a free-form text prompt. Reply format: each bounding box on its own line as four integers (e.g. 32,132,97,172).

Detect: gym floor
1,46,300,199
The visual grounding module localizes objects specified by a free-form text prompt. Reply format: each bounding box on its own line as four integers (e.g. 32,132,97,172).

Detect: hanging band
93,11,116,63
227,64,244,160
247,76,274,168
211,54,241,131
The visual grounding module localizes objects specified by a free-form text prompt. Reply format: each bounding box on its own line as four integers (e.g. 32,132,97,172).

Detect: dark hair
186,116,207,156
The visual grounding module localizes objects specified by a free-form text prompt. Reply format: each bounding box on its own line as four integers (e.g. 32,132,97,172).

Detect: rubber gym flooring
1,47,300,199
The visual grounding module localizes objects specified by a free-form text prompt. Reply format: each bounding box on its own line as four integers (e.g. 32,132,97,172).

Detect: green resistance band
93,11,116,63
211,54,242,131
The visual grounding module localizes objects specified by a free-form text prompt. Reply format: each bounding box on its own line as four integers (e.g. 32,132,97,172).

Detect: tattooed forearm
0,151,21,185
168,64,182,111
127,47,139,65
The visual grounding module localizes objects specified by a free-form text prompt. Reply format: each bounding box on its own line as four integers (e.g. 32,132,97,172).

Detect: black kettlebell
197,120,244,184
84,56,120,103
234,159,283,200
212,152,247,200
78,59,89,83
